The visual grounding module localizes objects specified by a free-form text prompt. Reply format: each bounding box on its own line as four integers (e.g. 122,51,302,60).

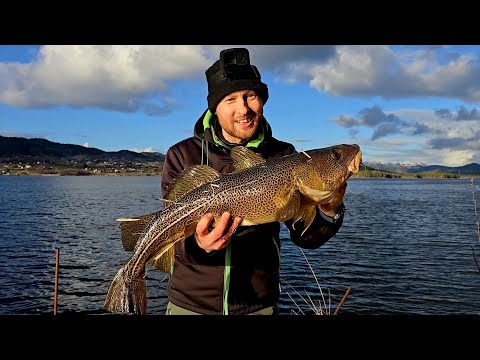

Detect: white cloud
0,45,211,113
131,147,155,153
339,107,480,165
2,45,480,114
281,45,480,102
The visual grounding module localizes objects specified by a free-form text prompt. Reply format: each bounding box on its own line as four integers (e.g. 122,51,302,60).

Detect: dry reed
283,247,351,315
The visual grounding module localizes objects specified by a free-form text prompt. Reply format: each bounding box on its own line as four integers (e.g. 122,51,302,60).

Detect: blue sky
1,45,479,166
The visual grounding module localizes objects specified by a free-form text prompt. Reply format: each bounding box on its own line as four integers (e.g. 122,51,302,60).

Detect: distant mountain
0,135,165,163
363,161,427,173
2,135,479,175
364,161,480,175
409,163,480,174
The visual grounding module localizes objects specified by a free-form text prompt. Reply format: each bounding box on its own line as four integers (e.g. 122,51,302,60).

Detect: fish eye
330,149,341,161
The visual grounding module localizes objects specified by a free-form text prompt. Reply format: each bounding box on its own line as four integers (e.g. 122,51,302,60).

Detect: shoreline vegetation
3,136,480,179
2,165,480,179
3,136,479,179
0,164,163,177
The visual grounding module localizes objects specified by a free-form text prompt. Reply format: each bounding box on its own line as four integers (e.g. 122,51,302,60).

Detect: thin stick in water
333,286,352,315
54,247,59,315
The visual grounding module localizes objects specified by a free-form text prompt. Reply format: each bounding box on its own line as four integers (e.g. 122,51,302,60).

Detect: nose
236,98,249,116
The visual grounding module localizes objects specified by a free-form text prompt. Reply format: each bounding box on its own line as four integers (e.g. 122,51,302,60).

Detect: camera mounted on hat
219,48,262,81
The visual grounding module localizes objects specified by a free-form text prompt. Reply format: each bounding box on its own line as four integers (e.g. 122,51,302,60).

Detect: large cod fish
104,144,362,314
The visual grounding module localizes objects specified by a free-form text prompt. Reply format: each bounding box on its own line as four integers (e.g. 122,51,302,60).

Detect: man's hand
195,212,243,253
318,182,347,217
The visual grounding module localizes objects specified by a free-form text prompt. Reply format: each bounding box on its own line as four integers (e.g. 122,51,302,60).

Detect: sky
1,45,480,166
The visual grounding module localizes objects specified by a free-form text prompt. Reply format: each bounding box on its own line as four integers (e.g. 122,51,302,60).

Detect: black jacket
161,110,344,314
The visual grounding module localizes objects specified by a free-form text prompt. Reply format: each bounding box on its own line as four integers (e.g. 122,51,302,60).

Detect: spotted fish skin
104,144,362,314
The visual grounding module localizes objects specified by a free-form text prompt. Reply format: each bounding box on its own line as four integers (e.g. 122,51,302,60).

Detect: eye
330,149,341,161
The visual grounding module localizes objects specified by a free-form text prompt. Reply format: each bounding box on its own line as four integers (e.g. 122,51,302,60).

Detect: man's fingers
213,215,242,250
197,212,241,240
222,217,242,239
213,212,233,236
196,213,214,236
205,212,231,239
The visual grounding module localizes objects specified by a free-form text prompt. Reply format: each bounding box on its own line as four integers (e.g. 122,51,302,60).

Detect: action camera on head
221,48,250,66
219,48,261,81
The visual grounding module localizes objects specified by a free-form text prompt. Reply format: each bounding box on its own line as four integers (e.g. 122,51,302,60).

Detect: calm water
0,176,479,315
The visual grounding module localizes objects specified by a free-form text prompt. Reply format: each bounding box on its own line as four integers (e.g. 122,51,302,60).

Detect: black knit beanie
206,48,269,113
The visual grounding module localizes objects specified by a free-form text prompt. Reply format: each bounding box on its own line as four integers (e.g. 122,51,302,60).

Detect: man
161,48,347,315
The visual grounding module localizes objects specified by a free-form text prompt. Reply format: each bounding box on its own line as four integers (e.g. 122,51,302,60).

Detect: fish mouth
347,150,362,177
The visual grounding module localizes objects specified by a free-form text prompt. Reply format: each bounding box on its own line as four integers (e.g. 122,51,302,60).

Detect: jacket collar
193,109,272,151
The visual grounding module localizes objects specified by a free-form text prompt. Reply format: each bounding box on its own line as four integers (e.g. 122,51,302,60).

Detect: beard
218,115,263,145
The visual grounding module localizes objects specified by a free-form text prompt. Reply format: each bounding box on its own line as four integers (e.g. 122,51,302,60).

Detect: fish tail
104,266,147,315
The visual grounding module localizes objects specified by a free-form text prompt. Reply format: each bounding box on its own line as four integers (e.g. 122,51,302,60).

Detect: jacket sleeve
284,205,345,249
161,146,185,199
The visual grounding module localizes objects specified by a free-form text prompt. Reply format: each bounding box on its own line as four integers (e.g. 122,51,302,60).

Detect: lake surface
1,176,479,315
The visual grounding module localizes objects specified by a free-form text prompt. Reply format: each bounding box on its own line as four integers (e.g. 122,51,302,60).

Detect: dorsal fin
166,165,220,202
231,146,266,172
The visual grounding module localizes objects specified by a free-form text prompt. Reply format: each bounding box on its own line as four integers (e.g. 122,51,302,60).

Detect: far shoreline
2,171,479,180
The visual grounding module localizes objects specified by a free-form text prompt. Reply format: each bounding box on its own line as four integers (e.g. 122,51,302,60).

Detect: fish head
296,144,362,204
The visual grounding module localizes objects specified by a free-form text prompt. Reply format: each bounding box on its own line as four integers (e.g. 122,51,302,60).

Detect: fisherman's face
215,89,264,144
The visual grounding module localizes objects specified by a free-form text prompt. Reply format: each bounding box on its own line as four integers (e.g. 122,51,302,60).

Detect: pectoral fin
292,196,318,236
